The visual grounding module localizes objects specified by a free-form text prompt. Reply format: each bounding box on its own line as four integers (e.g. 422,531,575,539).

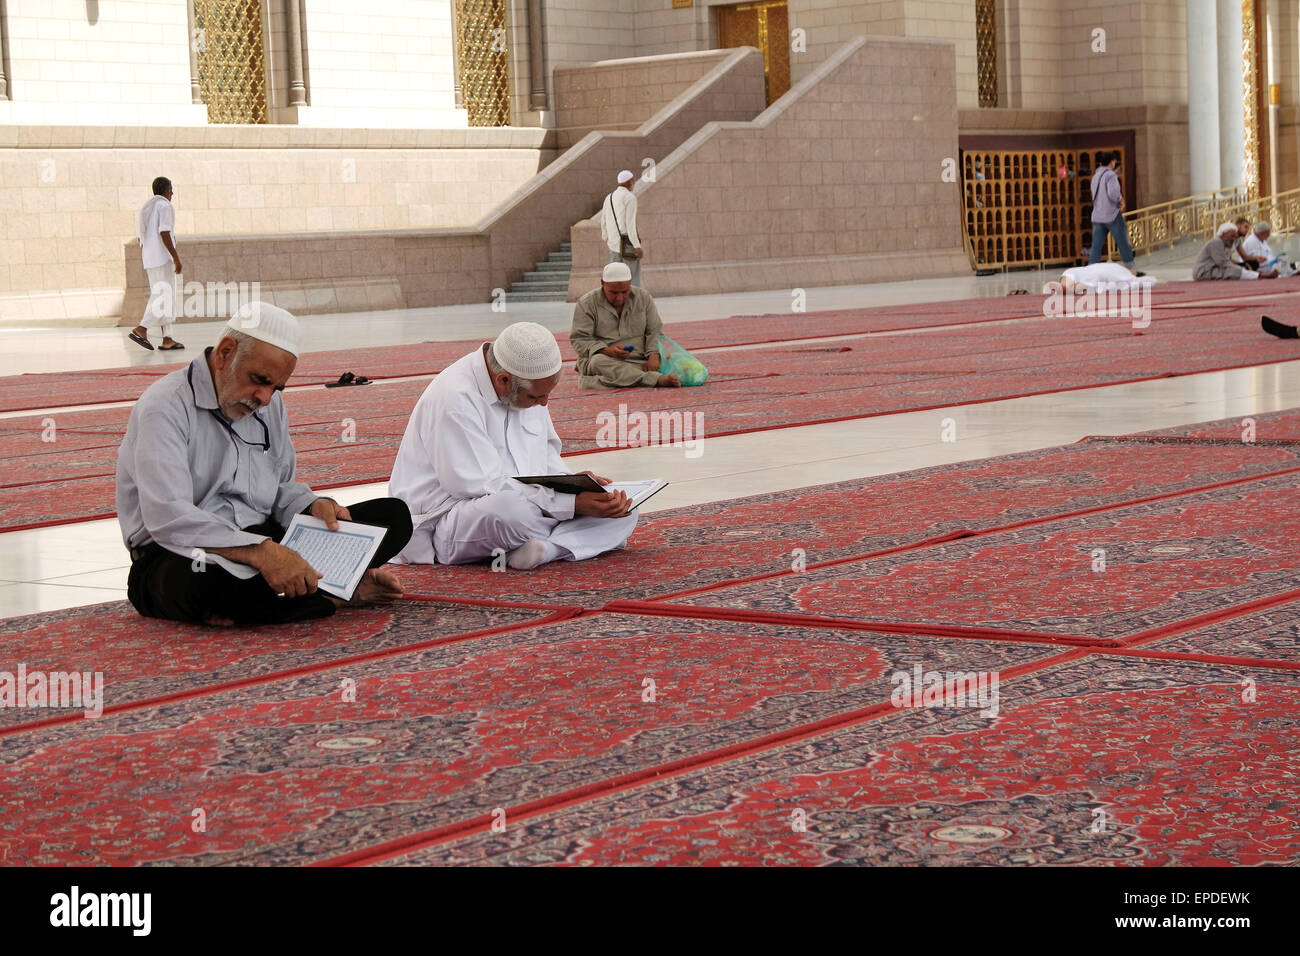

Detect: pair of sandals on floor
128,330,184,351
325,371,372,387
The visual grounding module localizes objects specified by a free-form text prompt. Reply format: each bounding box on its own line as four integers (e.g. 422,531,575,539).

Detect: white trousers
394,489,638,566
141,264,176,336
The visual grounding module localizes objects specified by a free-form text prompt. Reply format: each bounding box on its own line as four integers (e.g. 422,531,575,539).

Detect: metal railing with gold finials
1120,185,1300,258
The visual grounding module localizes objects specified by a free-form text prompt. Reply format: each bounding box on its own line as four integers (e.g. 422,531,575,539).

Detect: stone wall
570,36,968,298
553,49,738,149
0,126,554,324
111,46,767,323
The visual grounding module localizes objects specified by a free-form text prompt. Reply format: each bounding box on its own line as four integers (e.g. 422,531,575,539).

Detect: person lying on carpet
116,302,413,627
570,262,681,389
388,321,637,570
1193,223,1279,280
1055,261,1154,293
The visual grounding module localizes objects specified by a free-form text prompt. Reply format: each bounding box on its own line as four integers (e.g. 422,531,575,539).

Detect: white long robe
1060,263,1154,291
388,344,636,565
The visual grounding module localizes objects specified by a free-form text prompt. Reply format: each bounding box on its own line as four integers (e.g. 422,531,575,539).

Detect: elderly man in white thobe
389,322,638,570
1240,220,1294,276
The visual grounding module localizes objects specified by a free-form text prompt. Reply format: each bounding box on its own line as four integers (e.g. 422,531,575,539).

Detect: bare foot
353,568,403,603
655,373,681,387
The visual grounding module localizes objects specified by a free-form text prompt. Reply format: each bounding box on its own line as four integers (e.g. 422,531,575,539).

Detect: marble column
0,2,7,101
527,0,546,111
285,0,306,107
450,0,463,109
1218,0,1246,189
1264,0,1279,197
186,0,201,104
1187,0,1221,193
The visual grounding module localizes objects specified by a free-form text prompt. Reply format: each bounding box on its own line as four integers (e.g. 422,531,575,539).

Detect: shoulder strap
607,191,624,235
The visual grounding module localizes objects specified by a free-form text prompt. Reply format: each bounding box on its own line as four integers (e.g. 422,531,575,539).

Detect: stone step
535,260,571,271
507,290,569,302
521,272,569,286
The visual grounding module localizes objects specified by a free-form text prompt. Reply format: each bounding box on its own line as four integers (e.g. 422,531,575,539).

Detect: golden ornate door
192,0,269,124
717,1,790,106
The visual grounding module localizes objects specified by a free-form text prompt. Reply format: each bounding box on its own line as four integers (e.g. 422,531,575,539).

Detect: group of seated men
116,262,682,628
1194,219,1294,280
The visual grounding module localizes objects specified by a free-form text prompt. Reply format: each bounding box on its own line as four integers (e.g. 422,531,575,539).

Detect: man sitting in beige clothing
571,262,681,389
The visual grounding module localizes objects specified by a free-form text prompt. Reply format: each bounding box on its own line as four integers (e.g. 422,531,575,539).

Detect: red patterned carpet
379,655,1297,866
3,409,1300,865
657,473,1300,643
0,597,577,731
7,287,1300,530
5,283,1300,865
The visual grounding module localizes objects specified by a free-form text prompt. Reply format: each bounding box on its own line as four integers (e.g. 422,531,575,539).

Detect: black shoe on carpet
1261,315,1299,339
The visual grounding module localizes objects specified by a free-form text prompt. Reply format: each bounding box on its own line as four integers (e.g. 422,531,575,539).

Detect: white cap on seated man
388,321,638,570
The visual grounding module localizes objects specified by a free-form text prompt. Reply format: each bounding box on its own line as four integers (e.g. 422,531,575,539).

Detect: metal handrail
1123,185,1300,257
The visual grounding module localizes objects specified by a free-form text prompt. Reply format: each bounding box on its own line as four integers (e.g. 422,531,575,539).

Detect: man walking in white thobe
601,170,643,287
130,176,185,351
389,322,638,570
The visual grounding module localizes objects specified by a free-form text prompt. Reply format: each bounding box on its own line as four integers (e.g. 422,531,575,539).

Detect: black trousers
127,498,413,627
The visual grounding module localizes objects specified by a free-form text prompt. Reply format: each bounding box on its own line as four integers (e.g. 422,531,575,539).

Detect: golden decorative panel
455,0,510,127
717,1,790,106
976,0,997,108
1242,0,1259,198
961,149,1125,270
192,0,269,125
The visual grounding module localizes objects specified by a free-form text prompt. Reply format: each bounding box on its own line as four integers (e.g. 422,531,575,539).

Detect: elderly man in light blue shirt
116,302,412,627
1087,151,1138,273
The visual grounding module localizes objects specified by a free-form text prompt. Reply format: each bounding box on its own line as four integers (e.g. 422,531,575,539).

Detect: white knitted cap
617,170,634,184
226,301,301,357
1218,222,1238,237
602,262,632,283
493,322,562,380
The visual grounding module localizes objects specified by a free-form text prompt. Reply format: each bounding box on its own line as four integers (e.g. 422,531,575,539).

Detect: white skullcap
617,170,634,184
602,262,632,283
493,322,561,381
1218,222,1238,237
226,301,301,357
1255,220,1271,233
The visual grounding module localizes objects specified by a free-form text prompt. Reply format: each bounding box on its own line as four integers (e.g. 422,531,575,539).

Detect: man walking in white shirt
602,170,643,287
388,322,638,570
130,176,184,351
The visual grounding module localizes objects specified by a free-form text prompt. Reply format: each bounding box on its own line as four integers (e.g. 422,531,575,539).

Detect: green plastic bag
657,335,709,386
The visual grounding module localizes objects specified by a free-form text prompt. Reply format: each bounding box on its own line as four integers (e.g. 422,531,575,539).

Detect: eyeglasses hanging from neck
188,364,271,453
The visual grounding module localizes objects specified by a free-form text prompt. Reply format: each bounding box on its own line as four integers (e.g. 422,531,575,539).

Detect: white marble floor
4,248,1294,619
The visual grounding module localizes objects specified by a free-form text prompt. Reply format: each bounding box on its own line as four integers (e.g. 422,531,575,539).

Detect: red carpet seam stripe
1090,647,1300,671
0,598,582,738
601,600,1102,646
314,648,1093,866
1113,587,1300,647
